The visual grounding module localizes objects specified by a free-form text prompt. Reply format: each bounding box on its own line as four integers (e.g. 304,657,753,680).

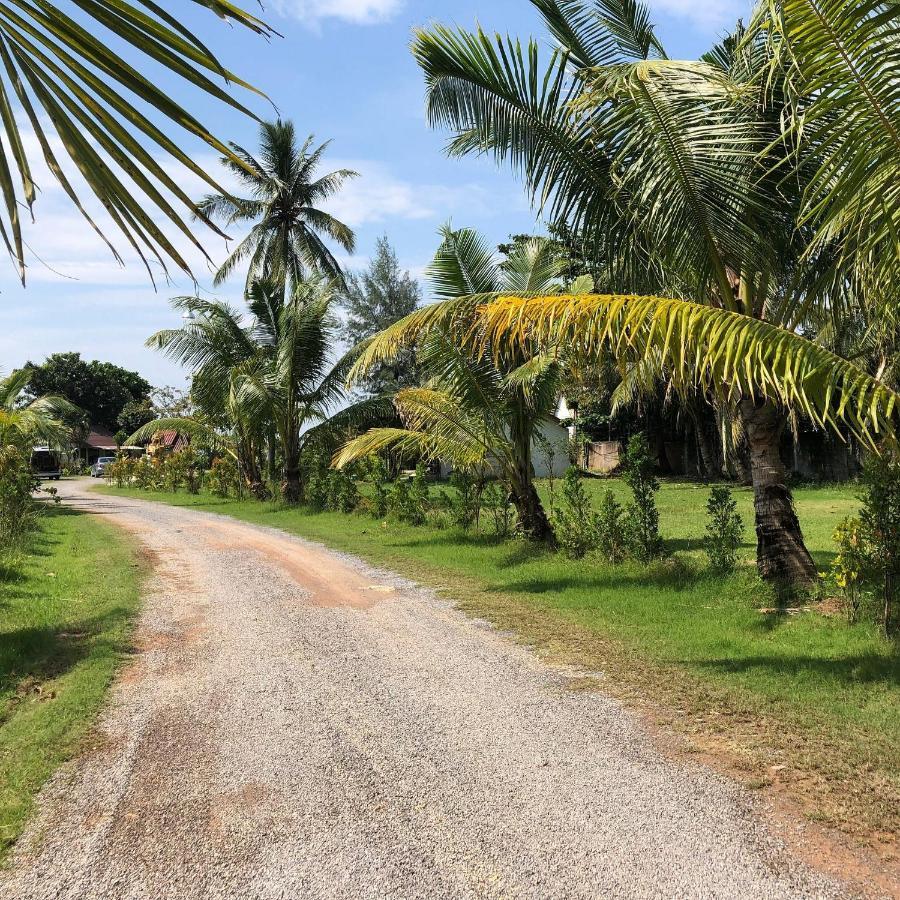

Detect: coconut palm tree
407,0,900,584
147,280,362,503
196,120,358,294
0,2,273,285
0,369,77,448
338,226,569,543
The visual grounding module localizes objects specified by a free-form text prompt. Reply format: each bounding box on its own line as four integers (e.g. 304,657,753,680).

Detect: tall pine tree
342,236,421,396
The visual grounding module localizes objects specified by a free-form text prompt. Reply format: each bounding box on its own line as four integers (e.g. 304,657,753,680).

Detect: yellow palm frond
478,293,900,447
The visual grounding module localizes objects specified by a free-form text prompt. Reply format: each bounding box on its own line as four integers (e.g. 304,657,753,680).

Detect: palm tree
196,120,358,294
0,369,77,448
408,0,900,584
0,2,273,285
145,294,273,496
147,280,361,503
233,279,360,502
338,226,568,543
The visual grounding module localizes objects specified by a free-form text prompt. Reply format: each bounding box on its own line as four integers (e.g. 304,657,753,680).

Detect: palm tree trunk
740,397,816,587
510,470,555,545
508,413,555,545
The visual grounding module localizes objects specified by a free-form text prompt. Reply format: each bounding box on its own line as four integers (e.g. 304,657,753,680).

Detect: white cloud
269,0,403,25
650,0,747,31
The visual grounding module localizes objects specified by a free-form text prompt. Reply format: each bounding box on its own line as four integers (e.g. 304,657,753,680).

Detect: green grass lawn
0,505,143,863
97,478,899,839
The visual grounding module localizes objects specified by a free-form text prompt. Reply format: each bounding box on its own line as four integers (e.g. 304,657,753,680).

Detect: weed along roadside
95,475,900,858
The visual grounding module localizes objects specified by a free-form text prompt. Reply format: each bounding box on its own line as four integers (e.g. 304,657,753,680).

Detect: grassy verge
0,504,143,863
96,480,898,845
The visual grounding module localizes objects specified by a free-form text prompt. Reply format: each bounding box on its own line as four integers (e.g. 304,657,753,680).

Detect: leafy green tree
197,120,358,294
24,352,150,432
342,236,421,396
0,2,272,284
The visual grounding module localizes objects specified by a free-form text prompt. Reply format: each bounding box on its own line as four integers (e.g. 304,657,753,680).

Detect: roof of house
152,430,181,448
83,429,118,450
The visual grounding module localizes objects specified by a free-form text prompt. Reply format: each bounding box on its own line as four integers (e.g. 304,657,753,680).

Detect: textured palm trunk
510,472,555,545
508,413,555,545
740,397,816,586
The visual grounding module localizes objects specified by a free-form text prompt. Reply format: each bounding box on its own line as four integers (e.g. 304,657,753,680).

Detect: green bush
858,454,900,633
621,434,663,562
831,517,867,624
206,457,242,498
441,470,483,530
703,486,743,574
326,468,360,513
0,446,39,569
596,489,626,564
389,467,430,526
552,467,600,559
482,480,515,537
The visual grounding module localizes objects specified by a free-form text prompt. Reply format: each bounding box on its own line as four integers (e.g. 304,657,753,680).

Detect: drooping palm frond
0,368,79,447
125,416,236,457
531,0,666,68
478,293,900,447
412,26,624,252
0,1,275,284
754,0,900,286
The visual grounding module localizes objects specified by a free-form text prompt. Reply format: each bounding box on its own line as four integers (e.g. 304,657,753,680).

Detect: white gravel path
0,479,855,899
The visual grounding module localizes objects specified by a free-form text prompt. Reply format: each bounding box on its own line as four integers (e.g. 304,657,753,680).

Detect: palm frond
479,293,900,447
0,0,274,284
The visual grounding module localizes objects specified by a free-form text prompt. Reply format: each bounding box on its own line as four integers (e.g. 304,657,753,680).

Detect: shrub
621,433,663,562
105,454,135,488
206,457,242,498
441,470,483,530
326,468,360,513
367,455,391,519
596,490,626,563
703,486,743,574
0,445,40,568
552,467,600,559
857,454,900,633
304,451,329,511
482,480,515,537
389,467,430,526
831,517,868,624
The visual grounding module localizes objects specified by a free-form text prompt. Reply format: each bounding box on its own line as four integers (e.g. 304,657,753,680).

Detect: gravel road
1,479,853,899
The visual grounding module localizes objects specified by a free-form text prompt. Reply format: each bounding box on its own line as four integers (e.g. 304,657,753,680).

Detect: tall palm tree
407,0,900,584
197,120,358,294
0,2,273,285
339,226,568,543
0,368,77,448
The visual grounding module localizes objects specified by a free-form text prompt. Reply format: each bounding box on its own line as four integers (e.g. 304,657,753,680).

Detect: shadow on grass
689,650,900,686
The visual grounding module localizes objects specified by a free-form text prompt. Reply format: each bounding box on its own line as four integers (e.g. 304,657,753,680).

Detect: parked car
31,447,62,480
90,456,116,478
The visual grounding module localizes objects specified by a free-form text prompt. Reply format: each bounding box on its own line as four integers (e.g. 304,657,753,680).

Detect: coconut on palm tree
197,120,358,294
405,0,900,585
0,2,273,285
338,226,571,543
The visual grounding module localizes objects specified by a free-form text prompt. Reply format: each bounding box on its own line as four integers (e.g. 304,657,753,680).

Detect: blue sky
0,0,748,387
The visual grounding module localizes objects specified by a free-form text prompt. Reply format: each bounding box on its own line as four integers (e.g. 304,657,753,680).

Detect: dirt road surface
0,480,856,899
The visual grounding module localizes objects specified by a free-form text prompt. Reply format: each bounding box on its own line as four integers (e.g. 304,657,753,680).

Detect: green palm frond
500,237,565,294
531,0,666,67
126,416,235,457
333,426,485,472
754,0,900,285
0,0,274,284
412,26,622,247
480,293,900,447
